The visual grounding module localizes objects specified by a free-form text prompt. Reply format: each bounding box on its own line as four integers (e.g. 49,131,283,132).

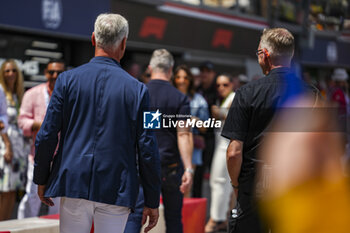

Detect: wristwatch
185,168,194,175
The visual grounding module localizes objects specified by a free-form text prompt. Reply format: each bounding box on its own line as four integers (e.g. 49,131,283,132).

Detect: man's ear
263,48,270,58
168,66,173,79
121,37,127,51
263,49,272,73
91,32,96,46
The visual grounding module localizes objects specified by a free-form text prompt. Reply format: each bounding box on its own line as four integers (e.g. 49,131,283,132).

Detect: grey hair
94,13,129,51
149,49,174,73
259,28,294,64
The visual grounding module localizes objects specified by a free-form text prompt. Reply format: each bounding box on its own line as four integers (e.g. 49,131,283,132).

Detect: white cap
190,67,200,76
332,68,349,81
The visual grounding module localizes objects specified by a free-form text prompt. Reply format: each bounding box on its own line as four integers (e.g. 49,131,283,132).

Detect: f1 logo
139,17,168,40
212,29,233,49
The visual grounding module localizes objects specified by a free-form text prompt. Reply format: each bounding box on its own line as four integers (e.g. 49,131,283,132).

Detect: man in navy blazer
33,13,161,233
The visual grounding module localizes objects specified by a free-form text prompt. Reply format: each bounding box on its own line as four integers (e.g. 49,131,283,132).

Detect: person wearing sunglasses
17,59,65,219
0,59,27,220
205,73,235,232
222,28,318,233
45,62,65,97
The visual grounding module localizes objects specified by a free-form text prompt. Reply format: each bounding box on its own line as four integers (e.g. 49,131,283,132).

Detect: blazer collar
90,56,121,67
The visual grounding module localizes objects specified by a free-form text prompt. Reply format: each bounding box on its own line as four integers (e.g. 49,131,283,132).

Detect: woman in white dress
0,60,27,220
205,73,236,232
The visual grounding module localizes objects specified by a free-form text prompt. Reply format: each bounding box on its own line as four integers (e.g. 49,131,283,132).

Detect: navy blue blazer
33,56,161,209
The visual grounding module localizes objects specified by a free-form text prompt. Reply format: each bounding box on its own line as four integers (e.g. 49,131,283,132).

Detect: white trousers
209,139,233,221
60,197,130,233
17,158,60,219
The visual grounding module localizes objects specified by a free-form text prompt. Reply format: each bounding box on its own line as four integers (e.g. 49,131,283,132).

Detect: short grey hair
149,49,174,73
94,13,129,51
259,28,294,64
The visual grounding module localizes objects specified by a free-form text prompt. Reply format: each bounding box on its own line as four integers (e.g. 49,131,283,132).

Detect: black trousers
192,136,215,197
161,164,184,233
228,178,269,233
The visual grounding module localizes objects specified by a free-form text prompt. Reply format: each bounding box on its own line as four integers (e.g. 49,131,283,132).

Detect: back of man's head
149,49,174,74
259,28,294,66
94,13,129,52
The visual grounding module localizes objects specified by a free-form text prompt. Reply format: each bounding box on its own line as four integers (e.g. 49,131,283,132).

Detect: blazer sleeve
136,85,161,209
34,75,64,185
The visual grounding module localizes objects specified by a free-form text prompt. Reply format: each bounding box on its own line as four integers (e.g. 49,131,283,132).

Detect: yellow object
260,177,350,233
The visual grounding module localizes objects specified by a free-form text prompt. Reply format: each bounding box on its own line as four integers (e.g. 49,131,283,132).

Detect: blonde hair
259,28,294,65
0,59,24,106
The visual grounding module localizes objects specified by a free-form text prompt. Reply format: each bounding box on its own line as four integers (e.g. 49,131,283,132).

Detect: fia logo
143,109,162,129
42,0,63,29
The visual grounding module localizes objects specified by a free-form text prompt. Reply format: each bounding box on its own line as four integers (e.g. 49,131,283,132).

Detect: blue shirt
34,56,161,209
190,93,209,135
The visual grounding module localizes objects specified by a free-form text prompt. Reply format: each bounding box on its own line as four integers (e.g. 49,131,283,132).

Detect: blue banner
0,0,110,38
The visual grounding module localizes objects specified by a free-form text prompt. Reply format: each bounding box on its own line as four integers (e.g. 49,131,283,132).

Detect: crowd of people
0,12,349,233
0,59,64,220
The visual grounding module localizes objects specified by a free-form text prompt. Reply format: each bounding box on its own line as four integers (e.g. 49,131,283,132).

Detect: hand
142,207,159,233
0,121,4,131
191,116,200,123
180,171,193,194
32,121,42,132
37,185,54,207
211,105,220,119
4,147,13,164
29,154,35,165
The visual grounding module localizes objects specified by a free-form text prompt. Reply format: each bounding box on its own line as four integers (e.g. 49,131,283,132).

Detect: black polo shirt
147,79,190,166
221,67,317,183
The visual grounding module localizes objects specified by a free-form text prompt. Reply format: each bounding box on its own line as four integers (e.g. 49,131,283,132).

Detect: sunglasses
47,70,63,76
216,83,230,88
4,69,17,73
255,49,264,57
256,49,270,57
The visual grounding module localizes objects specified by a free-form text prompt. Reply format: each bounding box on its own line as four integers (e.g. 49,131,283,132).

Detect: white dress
0,95,29,191
209,91,235,221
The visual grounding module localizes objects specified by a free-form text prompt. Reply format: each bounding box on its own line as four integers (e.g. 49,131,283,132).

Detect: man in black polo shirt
222,28,317,233
146,49,193,233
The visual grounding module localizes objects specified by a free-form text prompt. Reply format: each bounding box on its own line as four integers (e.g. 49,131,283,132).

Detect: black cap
199,61,214,71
